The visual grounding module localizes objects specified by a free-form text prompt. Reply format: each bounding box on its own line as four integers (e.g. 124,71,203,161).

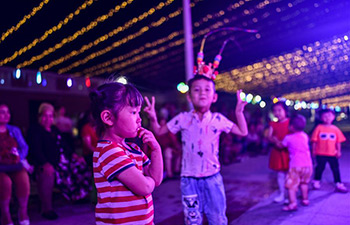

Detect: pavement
21,148,350,225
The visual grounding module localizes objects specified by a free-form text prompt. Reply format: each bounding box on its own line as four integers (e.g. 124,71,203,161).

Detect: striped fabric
93,140,153,225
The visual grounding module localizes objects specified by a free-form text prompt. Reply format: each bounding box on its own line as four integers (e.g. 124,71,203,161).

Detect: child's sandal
282,203,297,211
301,199,309,206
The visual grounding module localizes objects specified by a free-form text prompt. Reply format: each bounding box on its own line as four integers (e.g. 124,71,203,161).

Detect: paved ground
14,148,350,225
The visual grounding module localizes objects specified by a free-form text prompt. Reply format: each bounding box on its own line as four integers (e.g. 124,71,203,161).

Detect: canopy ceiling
0,0,349,98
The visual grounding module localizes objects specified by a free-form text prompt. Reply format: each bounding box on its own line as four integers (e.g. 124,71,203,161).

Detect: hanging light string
58,0,268,75
54,0,190,74
215,34,350,95
321,95,350,108
80,0,278,77
0,0,97,66
16,0,175,71
0,0,51,44
283,82,350,103
15,0,138,68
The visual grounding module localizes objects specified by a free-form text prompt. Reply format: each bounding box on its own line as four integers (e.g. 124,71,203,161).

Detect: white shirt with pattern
167,110,234,177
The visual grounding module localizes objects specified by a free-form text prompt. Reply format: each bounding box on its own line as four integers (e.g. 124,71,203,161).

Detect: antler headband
195,27,258,80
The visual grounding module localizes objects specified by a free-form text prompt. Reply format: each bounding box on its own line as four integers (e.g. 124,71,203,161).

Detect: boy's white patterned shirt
167,110,234,177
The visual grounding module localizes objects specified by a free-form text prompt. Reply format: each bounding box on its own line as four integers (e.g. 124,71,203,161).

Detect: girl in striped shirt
90,82,163,225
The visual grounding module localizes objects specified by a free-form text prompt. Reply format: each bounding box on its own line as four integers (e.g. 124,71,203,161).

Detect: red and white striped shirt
93,140,153,225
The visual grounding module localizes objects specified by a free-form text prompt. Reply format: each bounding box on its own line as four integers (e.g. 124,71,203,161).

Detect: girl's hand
138,127,161,152
144,96,157,122
236,89,248,113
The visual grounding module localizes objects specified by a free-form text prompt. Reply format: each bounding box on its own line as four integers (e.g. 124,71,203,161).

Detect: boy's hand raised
144,96,157,122
236,89,248,113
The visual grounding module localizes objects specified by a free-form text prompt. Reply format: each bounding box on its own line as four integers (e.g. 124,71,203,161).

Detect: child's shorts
285,167,313,190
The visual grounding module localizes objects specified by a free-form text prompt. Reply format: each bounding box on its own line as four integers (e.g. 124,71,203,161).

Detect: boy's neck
194,107,210,121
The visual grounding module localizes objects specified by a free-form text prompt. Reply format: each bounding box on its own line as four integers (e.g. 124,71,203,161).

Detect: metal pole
182,0,194,82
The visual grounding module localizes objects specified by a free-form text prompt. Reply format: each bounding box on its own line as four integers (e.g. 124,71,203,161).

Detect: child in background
267,102,290,203
311,109,347,193
156,117,181,179
278,114,313,211
90,82,163,225
144,75,248,225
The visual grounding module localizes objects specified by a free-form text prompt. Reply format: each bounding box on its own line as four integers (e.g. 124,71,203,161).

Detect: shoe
301,199,310,206
282,203,297,211
312,180,321,189
274,194,285,203
19,220,30,225
41,211,58,220
335,183,348,193
284,198,290,205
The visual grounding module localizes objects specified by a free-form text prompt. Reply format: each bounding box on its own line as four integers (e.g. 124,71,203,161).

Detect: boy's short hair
290,114,306,131
319,108,335,116
187,75,215,92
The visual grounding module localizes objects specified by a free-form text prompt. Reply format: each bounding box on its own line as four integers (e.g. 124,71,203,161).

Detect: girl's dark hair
89,82,143,136
271,101,289,117
319,108,335,116
290,114,306,131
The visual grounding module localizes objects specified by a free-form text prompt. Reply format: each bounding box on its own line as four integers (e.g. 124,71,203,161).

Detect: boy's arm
144,96,169,136
312,142,317,157
139,128,163,186
230,90,248,136
336,142,341,158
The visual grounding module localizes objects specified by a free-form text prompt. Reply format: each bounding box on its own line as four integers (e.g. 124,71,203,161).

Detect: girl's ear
100,110,114,126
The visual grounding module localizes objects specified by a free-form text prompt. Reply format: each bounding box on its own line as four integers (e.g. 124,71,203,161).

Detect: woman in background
0,103,30,225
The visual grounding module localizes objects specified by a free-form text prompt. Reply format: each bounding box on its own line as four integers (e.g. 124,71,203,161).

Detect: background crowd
0,92,349,224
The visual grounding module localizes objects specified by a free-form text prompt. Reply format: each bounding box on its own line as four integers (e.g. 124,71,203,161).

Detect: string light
32,0,177,73
0,0,96,66
321,95,350,107
15,69,21,79
215,33,350,96
36,71,42,84
0,0,50,44
14,0,137,69
56,0,185,74
283,81,350,102
80,0,278,77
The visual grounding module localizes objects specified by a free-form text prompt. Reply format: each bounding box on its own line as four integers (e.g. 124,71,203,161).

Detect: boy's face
321,112,335,125
188,79,217,110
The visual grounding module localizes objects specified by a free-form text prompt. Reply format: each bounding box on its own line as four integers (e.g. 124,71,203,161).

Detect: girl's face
39,109,54,130
272,104,287,121
113,105,142,138
0,105,10,125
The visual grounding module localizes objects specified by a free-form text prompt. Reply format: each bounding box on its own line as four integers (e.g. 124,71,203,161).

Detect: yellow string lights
321,95,350,108
54,0,183,74
0,0,50,44
76,0,278,77
15,0,138,69
283,82,350,102
215,34,350,97
0,0,96,66
37,0,177,73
